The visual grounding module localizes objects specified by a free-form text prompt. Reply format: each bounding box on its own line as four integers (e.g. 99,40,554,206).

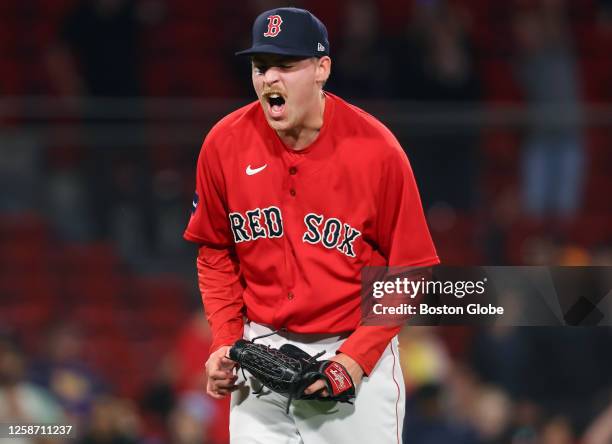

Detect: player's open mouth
266,93,286,118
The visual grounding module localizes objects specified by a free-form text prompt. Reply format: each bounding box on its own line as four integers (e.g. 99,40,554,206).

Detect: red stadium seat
165,0,220,19
130,275,191,308
505,218,549,265
60,242,121,273
567,215,612,247
575,25,603,56
583,174,612,213
480,59,524,103
84,335,142,396
179,57,238,97
430,213,483,265
0,22,19,55
481,130,521,168
30,0,79,21
62,274,124,303
70,305,117,333
586,129,612,175
580,57,612,103
0,2,25,18
567,0,597,24
0,213,49,244
0,241,48,273
142,306,188,337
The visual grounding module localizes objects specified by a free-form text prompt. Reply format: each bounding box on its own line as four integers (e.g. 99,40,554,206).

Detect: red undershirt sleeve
197,245,245,353
185,133,246,353
338,326,401,375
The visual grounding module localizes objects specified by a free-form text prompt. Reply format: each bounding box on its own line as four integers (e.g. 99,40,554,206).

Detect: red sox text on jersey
228,207,362,258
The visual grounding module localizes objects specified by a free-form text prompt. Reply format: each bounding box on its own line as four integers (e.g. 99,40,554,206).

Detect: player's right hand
205,345,238,399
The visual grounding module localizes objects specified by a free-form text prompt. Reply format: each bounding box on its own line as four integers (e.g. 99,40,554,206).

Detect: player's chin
265,115,291,131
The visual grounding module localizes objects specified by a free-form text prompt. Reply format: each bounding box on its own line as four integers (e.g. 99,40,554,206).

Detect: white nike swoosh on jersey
246,164,267,175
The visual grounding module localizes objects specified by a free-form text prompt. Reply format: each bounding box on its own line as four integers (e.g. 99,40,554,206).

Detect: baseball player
184,7,439,444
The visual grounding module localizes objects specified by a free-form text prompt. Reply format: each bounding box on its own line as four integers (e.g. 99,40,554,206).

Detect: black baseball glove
229,339,356,412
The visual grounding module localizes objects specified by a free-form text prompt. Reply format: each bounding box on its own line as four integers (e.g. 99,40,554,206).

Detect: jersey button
287,292,294,300
289,166,297,175
289,189,296,196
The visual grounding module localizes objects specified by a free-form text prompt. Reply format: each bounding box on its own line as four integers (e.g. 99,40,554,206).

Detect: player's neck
277,92,326,151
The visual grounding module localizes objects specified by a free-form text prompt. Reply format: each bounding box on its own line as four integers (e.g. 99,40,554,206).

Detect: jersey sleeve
339,142,440,375
184,135,233,247
375,144,439,267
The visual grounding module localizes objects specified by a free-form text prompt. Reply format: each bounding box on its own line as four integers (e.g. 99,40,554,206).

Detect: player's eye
253,63,292,74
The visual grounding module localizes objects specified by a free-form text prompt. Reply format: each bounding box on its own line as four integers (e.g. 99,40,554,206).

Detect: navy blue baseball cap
236,7,330,58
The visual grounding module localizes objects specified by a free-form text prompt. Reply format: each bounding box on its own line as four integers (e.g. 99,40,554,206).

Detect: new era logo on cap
236,7,330,58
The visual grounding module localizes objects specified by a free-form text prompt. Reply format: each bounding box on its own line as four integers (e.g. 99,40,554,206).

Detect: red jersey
184,92,439,374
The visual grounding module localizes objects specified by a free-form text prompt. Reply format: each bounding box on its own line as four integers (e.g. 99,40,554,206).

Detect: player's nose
263,66,281,85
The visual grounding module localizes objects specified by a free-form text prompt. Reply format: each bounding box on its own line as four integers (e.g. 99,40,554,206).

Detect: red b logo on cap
263,15,283,37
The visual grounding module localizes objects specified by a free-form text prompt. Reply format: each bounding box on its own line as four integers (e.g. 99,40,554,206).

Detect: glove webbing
235,329,327,413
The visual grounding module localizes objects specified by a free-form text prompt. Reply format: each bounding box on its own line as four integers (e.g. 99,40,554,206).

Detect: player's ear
314,56,331,85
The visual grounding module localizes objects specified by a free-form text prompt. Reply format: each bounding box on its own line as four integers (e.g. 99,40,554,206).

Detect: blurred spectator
583,401,612,444
399,326,450,393
513,328,612,435
391,0,480,102
390,0,481,210
45,0,158,255
598,0,612,29
173,314,211,393
540,416,575,444
557,244,591,265
470,386,513,443
79,396,140,444
403,383,482,444
0,132,42,213
139,355,175,430
513,0,585,220
444,363,479,422
483,187,521,264
172,313,228,444
509,401,541,444
469,326,528,399
29,324,104,424
104,153,157,260
168,392,215,444
152,168,194,258
47,0,142,97
328,0,391,98
520,235,561,265
44,165,92,242
592,244,612,265
0,338,65,440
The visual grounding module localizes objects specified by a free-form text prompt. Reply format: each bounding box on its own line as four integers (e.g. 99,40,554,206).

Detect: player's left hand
303,353,363,397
